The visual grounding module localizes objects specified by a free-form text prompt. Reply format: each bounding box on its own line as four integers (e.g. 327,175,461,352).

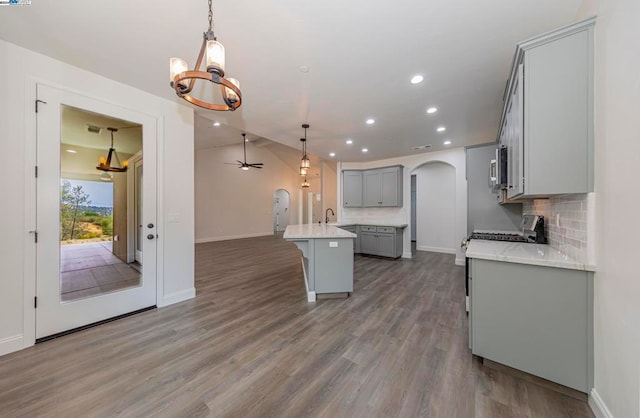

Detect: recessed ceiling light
213,121,221,127
65,149,77,154
426,107,438,114
346,139,353,145
362,148,368,153
366,118,375,125
410,75,424,84
437,126,446,133
444,140,452,145
329,152,336,157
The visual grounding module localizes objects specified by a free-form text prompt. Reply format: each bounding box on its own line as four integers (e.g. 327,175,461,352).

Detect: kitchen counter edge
466,240,596,271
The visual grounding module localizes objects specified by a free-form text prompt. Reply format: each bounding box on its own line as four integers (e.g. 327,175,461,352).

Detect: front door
35,84,157,339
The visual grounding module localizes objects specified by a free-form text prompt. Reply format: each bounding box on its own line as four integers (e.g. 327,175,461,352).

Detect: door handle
147,234,156,240
147,223,154,228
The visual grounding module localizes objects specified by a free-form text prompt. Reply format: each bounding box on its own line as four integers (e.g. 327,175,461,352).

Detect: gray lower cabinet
357,226,403,258
470,258,593,393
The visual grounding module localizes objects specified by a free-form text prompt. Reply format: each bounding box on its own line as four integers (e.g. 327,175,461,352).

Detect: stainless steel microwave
489,146,508,189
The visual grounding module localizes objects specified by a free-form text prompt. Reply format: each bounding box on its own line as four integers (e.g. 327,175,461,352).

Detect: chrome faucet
325,208,335,223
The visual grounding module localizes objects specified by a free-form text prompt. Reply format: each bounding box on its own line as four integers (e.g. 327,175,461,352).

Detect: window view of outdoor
59,105,143,302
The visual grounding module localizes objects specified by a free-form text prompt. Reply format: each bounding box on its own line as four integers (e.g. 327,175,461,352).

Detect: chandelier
301,177,310,188
299,123,310,176
169,0,242,111
97,128,128,173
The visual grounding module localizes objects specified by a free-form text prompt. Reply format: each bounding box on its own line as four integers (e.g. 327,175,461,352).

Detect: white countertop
283,224,357,239
466,240,595,271
329,221,408,228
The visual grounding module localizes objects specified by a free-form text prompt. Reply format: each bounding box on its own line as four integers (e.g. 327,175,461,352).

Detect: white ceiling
61,106,142,154
0,0,583,161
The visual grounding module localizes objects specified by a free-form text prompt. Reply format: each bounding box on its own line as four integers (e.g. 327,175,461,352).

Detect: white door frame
22,78,165,345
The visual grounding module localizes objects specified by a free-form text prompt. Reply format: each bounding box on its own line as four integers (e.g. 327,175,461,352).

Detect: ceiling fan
226,133,264,170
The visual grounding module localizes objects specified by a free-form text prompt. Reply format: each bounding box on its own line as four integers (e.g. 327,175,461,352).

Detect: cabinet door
380,167,401,207
359,232,378,255
377,233,395,258
363,169,382,207
524,30,590,195
343,171,363,207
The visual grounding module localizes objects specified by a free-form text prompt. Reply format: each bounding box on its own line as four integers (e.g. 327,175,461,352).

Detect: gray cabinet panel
356,226,403,258
525,30,589,195
363,170,382,206
380,167,402,206
471,259,593,392
344,166,403,208
498,18,594,200
377,234,395,258
342,171,363,207
314,239,354,293
359,232,377,255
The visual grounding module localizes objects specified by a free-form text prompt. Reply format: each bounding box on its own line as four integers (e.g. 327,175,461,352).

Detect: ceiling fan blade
249,163,264,166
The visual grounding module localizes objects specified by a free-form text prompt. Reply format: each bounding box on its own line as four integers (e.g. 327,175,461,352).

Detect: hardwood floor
0,235,594,417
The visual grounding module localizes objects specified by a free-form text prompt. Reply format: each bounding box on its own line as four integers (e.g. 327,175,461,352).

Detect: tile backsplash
522,193,595,264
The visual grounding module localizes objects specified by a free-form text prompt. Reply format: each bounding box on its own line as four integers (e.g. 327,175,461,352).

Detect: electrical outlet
329,241,338,248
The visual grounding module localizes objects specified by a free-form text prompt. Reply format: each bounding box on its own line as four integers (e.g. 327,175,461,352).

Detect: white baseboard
402,251,412,259
195,232,273,243
0,334,25,357
416,246,456,254
455,257,465,266
159,287,196,307
589,389,613,418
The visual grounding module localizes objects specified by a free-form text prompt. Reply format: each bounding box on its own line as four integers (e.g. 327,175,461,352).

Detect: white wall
322,162,338,223
194,144,302,242
338,147,467,264
586,0,640,416
413,162,457,253
0,40,195,356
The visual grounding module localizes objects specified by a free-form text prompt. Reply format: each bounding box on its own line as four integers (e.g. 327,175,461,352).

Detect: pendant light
299,123,310,176
169,0,242,111
301,177,310,188
96,128,128,173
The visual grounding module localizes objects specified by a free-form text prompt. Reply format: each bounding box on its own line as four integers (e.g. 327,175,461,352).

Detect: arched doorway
273,189,291,233
411,162,457,254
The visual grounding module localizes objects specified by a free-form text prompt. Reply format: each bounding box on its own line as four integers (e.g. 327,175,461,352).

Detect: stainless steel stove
468,232,529,242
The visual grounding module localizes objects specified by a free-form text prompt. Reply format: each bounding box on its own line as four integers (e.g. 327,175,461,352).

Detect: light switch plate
329,241,338,248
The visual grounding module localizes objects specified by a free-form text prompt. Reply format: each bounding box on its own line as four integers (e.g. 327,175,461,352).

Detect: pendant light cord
208,0,213,32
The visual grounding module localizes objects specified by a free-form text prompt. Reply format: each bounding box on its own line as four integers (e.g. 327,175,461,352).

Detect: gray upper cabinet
363,165,403,207
343,165,403,208
499,18,595,200
342,170,363,207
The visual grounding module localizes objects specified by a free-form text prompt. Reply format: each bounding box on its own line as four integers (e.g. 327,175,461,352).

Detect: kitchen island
284,224,357,302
